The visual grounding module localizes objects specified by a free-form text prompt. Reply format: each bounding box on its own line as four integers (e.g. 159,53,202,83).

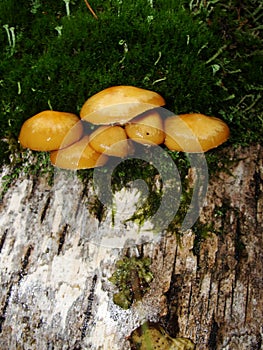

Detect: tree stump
0,144,262,349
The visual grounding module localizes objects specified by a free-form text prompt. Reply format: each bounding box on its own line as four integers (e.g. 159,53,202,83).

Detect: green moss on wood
109,255,153,309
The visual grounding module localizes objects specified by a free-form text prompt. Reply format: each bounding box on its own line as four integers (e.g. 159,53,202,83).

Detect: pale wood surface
0,144,262,349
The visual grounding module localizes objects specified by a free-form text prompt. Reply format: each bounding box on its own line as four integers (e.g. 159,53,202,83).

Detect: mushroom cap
80,85,165,125
89,125,131,158
125,109,165,145
50,136,108,169
164,113,230,153
18,110,83,151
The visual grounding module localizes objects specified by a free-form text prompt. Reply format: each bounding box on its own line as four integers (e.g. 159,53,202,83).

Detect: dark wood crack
40,195,51,223
0,229,7,253
57,224,68,255
81,275,97,340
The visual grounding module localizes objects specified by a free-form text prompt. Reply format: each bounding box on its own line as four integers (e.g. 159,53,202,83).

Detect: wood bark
0,144,262,349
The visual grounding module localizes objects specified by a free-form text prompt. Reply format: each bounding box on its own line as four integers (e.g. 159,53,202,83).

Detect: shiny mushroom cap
89,125,132,158
125,109,165,145
18,110,83,151
164,113,230,153
80,85,165,125
50,135,108,169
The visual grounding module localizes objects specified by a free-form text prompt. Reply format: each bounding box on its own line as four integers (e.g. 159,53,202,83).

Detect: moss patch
109,255,153,309
0,0,262,168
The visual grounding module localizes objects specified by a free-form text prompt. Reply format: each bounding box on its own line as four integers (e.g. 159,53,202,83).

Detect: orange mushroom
80,85,165,125
18,110,83,151
125,109,165,145
50,135,108,169
164,113,230,153
89,125,133,158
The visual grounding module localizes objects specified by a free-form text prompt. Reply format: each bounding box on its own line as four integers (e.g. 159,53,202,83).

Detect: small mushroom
89,125,132,158
50,135,108,169
18,110,83,151
80,85,165,125
125,109,165,145
164,113,230,153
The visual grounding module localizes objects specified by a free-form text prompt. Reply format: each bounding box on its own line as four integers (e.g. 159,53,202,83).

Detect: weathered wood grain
0,144,262,349
163,144,263,350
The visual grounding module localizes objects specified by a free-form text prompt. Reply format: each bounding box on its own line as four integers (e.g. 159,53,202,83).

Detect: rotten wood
0,144,262,349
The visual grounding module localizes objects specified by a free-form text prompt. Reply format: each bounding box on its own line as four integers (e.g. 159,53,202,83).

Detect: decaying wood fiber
0,144,262,349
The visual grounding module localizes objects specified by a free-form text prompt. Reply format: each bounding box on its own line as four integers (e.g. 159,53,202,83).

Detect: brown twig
84,0,98,20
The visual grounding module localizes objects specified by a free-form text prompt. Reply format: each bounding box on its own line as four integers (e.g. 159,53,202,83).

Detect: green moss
192,220,214,258
101,150,195,233
109,256,153,309
129,322,195,349
0,149,54,199
1,0,262,167
111,158,160,225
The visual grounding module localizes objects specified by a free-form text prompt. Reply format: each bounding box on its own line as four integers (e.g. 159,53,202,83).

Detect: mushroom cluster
18,85,230,169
